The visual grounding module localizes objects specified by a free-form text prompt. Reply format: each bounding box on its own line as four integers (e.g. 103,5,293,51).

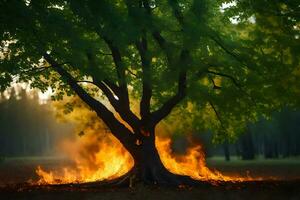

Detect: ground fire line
35,133,257,185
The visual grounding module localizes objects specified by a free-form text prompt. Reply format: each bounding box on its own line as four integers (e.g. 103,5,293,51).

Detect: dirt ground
0,181,299,200
0,157,300,200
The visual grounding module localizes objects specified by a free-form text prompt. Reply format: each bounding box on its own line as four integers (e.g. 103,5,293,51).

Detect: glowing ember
35,134,254,185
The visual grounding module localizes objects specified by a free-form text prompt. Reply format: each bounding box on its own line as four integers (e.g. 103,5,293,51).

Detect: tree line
0,88,71,157
199,109,300,160
1,88,299,161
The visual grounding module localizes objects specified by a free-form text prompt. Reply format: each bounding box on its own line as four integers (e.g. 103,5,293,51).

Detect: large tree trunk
113,127,198,186
133,134,169,184
223,139,230,161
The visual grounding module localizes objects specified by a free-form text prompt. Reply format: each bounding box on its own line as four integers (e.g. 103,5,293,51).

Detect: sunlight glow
38,88,52,104
220,1,237,13
2,83,52,104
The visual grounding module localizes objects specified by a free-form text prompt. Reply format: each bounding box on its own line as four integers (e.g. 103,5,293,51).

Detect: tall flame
36,133,134,185
35,134,253,185
156,137,252,182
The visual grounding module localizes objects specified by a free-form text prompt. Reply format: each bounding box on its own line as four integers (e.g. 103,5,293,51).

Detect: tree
0,0,299,185
239,126,255,160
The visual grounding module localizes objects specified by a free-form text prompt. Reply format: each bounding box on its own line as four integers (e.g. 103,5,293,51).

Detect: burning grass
35,135,257,185
33,97,259,185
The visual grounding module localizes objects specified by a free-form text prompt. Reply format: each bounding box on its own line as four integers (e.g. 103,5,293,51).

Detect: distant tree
222,138,230,161
276,109,300,157
243,109,300,159
239,126,255,160
0,0,299,185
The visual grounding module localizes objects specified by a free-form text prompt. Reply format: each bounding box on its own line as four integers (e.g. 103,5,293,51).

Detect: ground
0,157,300,200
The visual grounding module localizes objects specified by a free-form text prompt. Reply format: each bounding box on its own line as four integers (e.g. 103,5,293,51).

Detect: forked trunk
133,133,169,184
124,128,198,186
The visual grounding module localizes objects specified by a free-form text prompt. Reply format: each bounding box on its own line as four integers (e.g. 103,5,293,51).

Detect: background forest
1,89,299,161
0,88,72,157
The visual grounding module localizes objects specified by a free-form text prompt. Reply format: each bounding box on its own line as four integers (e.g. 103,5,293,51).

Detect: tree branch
151,69,187,125
206,69,257,106
94,79,141,133
141,0,172,63
208,76,222,90
20,66,52,75
70,5,130,111
136,37,152,120
103,79,121,97
208,100,225,130
127,69,137,77
30,3,137,152
85,51,120,107
151,50,188,125
209,36,248,68
206,70,241,87
43,53,137,151
77,80,119,108
85,51,141,133
102,37,130,108
142,0,190,125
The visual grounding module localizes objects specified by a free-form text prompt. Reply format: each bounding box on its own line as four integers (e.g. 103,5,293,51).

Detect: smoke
35,96,255,184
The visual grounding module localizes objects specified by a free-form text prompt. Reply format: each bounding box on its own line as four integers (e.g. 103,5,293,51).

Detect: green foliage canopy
0,0,299,140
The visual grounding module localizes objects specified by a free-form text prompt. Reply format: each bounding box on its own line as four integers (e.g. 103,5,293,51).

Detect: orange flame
36,133,134,184
33,95,260,185
35,134,254,185
156,137,253,182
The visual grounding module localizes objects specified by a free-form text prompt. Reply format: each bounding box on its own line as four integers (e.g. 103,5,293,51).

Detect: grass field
206,156,300,180
0,156,300,200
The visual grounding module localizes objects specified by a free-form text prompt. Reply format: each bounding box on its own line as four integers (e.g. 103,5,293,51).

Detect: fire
34,97,255,185
156,137,252,182
36,133,134,185
35,134,253,185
